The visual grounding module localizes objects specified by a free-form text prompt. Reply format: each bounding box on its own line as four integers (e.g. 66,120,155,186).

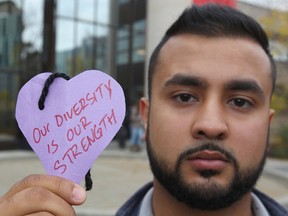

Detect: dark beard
146,128,268,210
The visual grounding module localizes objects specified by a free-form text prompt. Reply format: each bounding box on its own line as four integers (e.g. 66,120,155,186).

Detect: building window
55,0,112,76
0,0,43,137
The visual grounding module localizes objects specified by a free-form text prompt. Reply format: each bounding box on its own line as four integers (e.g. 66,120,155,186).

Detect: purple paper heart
15,70,126,184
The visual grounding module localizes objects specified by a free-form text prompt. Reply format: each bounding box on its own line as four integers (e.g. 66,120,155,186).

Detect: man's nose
191,102,228,140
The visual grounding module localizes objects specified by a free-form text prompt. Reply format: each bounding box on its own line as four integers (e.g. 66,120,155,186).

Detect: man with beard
0,4,287,216
115,4,288,216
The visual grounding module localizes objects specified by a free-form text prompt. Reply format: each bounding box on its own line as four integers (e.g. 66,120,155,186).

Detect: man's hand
0,174,86,216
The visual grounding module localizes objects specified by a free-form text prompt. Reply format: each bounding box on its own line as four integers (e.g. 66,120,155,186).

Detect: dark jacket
115,182,288,216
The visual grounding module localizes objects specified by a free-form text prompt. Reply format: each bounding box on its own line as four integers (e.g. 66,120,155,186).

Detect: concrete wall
144,0,192,95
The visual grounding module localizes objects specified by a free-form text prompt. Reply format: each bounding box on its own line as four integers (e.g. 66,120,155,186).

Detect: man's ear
139,97,149,137
267,109,275,153
269,109,275,124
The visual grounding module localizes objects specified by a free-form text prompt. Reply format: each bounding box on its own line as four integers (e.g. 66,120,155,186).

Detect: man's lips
186,150,229,171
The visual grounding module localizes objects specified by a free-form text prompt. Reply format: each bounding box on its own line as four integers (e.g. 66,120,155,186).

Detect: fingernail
72,185,86,202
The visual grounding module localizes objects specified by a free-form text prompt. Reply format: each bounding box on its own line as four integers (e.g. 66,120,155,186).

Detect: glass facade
0,0,43,142
0,0,146,149
55,0,113,76
116,0,146,104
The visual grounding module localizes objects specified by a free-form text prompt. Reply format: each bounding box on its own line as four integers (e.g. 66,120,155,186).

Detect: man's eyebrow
164,74,208,88
224,79,265,98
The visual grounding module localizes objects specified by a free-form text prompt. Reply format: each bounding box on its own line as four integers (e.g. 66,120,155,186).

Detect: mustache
177,143,238,167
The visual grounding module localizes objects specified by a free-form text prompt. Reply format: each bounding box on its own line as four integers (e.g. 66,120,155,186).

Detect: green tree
260,9,288,159
260,10,288,114
271,84,288,113
260,10,288,46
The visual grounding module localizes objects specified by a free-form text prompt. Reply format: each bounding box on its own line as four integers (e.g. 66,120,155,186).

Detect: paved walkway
0,141,287,216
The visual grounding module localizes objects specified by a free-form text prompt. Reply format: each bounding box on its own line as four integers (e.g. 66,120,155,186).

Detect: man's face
140,35,274,209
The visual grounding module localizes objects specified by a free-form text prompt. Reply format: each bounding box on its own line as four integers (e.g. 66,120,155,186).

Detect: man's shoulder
115,182,153,216
114,184,288,216
253,188,288,216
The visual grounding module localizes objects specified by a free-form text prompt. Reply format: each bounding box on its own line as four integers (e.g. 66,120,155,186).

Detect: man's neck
152,180,254,216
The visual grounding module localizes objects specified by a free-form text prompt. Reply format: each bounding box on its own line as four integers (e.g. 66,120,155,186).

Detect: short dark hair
148,4,276,98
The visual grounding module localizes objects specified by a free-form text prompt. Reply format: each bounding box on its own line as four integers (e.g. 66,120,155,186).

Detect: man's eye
174,93,197,103
228,98,252,109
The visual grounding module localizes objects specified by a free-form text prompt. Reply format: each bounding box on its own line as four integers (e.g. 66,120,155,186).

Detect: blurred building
0,0,148,149
0,0,286,149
